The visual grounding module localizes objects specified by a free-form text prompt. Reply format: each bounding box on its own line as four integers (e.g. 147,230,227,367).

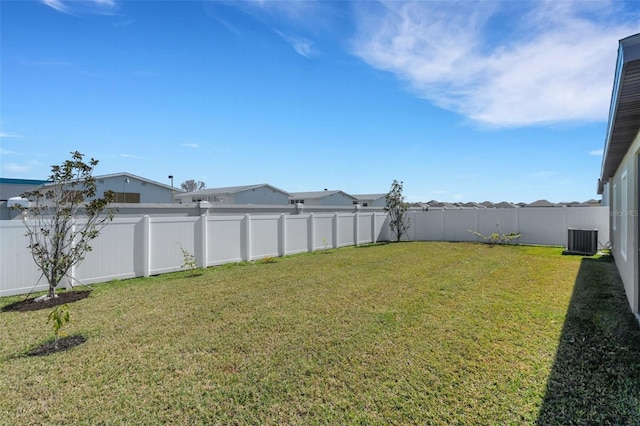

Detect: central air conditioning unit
566,228,598,255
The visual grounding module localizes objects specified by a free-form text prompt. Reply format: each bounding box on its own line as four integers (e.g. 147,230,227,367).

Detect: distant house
175,184,291,205
0,178,49,201
493,202,518,208
34,172,180,204
526,199,557,207
353,193,387,208
289,190,357,207
597,33,640,315
462,202,486,208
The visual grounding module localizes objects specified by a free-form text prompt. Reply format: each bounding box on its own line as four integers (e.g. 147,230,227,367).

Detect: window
290,199,304,205
114,192,141,203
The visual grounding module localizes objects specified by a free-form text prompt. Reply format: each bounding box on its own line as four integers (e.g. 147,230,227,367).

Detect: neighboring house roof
526,199,557,207
353,193,386,201
180,183,291,197
480,201,495,207
598,33,640,194
36,172,182,193
493,202,518,208
0,178,49,185
289,190,357,201
462,202,486,208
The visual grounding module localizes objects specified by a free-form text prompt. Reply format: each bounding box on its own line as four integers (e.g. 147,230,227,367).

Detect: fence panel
250,215,280,259
313,214,334,250
442,209,479,242
149,216,199,275
337,214,355,247
412,210,443,241
285,215,309,255
476,209,519,240
207,215,243,265
358,213,373,244
0,221,46,297
517,208,567,246
566,208,610,247
75,217,140,284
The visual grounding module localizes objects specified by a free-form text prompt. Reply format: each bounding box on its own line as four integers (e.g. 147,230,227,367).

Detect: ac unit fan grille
566,229,598,255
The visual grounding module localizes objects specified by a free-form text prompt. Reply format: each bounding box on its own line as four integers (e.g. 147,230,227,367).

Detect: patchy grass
1,242,639,424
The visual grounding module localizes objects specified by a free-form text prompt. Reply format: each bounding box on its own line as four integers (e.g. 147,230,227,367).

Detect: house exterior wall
0,179,48,201
235,187,290,205
358,197,387,207
96,176,175,203
608,129,640,312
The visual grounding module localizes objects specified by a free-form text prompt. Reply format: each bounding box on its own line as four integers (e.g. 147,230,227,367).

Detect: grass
1,242,639,424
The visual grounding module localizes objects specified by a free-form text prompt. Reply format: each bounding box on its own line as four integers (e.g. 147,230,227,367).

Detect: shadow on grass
537,257,640,425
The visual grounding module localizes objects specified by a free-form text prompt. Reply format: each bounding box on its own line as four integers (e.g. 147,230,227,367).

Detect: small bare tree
385,180,410,242
12,151,115,300
180,180,206,192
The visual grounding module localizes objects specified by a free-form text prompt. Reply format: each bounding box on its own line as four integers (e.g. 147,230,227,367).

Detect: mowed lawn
2,242,640,424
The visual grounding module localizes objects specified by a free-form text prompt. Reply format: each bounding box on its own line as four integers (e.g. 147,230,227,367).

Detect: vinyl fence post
371,212,377,243
279,213,286,256
243,214,251,261
143,215,151,277
354,212,360,246
198,214,207,268
333,213,339,248
308,213,315,252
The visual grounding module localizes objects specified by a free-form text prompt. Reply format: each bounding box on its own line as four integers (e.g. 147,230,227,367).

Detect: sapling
468,223,521,245
47,304,70,349
385,180,411,242
180,245,198,276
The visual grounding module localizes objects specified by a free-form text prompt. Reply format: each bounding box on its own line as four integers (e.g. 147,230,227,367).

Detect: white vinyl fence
408,206,610,247
0,206,610,298
1,212,389,297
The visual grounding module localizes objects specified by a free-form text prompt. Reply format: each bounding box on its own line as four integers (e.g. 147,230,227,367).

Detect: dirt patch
2,290,91,313
27,335,87,356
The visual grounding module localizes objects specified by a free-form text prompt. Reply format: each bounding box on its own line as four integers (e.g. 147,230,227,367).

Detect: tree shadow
537,257,640,424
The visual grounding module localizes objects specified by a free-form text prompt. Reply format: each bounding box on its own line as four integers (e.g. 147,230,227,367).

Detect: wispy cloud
590,149,604,156
42,0,118,15
181,143,199,149
119,153,141,159
276,30,316,58
0,148,17,155
0,131,21,138
352,0,639,128
3,160,41,174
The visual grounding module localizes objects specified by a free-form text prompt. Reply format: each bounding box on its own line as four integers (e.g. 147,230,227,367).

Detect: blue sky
1,1,638,203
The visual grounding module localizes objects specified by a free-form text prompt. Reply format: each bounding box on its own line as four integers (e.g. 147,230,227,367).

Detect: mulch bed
27,335,87,356
1,290,91,313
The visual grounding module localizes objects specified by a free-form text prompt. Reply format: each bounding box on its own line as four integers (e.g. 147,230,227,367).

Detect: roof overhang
598,33,640,194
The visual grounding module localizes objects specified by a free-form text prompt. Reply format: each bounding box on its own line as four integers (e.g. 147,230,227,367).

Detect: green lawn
1,242,639,424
